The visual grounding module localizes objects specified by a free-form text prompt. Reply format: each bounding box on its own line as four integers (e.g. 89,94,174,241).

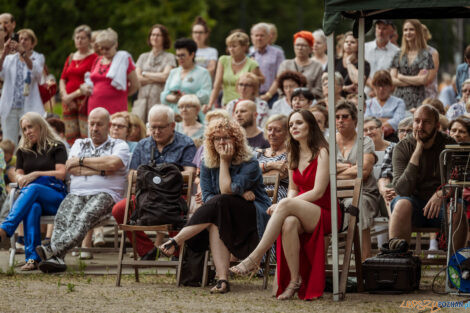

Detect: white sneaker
79,251,93,260
71,251,79,257
93,231,105,247
15,242,25,254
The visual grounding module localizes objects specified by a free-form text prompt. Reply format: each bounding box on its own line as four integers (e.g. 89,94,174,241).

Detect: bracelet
100,170,105,176
79,157,84,167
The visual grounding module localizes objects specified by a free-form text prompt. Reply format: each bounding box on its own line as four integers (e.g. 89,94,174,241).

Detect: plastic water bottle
23,71,31,96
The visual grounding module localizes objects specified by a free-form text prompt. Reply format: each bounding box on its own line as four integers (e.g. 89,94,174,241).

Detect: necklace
232,56,247,66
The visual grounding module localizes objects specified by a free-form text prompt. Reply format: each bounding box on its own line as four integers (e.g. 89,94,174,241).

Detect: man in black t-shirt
234,100,269,149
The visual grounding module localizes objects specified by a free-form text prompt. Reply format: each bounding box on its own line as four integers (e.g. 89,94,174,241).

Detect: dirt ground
0,270,468,313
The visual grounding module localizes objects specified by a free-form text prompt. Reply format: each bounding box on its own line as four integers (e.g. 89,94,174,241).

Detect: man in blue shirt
113,105,196,260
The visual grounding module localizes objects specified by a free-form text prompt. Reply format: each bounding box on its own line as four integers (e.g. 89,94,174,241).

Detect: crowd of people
0,12,469,300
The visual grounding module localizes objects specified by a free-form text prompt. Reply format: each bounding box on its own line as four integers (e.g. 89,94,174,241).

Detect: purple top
250,45,285,94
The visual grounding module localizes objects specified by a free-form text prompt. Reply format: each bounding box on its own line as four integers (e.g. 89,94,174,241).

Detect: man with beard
388,104,468,254
234,100,269,149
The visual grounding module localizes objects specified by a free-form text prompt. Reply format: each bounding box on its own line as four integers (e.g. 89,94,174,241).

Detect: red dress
60,53,98,144
276,157,342,300
87,56,135,115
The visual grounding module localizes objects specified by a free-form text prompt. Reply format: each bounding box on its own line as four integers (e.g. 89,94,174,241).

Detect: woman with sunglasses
225,72,269,127
80,28,140,115
336,100,379,261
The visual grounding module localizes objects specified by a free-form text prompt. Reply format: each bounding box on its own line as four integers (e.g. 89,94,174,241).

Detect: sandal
20,259,38,271
229,256,260,276
277,280,301,300
158,238,178,257
210,279,230,294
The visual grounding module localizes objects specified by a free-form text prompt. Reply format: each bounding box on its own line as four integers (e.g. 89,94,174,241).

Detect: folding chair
325,178,364,299
115,170,193,287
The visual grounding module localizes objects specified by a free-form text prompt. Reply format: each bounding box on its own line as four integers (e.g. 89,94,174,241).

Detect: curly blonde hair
203,119,252,168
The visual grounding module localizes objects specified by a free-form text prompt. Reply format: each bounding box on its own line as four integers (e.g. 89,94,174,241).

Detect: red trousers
112,198,155,257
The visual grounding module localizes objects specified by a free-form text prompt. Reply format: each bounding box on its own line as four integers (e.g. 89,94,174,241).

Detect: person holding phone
0,28,45,145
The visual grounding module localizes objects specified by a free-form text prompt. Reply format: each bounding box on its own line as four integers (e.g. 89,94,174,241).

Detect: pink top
87,56,135,115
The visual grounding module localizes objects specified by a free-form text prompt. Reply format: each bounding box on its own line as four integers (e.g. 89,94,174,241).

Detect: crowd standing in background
0,12,469,301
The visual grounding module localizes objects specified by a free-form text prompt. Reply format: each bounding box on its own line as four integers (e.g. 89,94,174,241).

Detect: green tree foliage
0,0,460,78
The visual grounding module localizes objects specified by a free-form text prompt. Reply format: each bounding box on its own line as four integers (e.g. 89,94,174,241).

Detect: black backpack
129,149,188,227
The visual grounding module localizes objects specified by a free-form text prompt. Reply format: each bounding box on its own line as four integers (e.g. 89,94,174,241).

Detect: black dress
185,194,259,259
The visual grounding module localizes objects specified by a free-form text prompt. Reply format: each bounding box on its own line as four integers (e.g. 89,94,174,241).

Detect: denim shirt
130,132,196,170
200,156,271,237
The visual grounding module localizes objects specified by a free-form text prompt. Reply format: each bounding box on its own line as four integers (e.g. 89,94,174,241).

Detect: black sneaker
141,247,158,261
38,256,67,273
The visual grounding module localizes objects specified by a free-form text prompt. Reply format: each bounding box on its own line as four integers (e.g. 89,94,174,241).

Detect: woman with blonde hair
0,112,67,270
128,113,147,142
207,31,264,111
176,94,204,146
225,72,269,127
390,19,434,110
60,25,98,145
160,119,270,294
81,28,140,115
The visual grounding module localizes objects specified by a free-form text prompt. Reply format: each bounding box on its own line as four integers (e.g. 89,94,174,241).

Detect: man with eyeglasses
37,107,130,272
387,105,467,255
446,79,470,121
112,104,196,260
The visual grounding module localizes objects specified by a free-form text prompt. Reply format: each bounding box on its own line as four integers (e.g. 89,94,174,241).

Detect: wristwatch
79,157,85,167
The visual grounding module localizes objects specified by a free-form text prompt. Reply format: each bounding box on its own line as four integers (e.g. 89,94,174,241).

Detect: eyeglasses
177,105,196,110
398,128,413,134
364,126,379,133
149,124,170,132
213,136,232,142
294,44,310,49
110,123,128,129
335,114,351,120
293,87,309,93
100,45,114,51
238,83,253,88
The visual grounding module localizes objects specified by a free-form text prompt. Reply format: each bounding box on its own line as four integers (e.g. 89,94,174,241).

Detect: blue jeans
1,183,66,261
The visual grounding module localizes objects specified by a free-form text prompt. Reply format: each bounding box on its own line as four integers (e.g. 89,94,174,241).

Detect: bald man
37,108,130,273
234,100,269,149
388,105,467,255
0,13,15,40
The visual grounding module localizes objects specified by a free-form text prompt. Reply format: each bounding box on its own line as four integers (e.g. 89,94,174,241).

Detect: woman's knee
275,198,295,215
282,216,301,234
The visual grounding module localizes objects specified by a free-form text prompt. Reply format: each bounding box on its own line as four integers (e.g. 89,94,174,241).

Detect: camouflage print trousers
50,193,114,258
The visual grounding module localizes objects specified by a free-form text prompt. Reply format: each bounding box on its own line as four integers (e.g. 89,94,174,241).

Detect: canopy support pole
327,32,339,302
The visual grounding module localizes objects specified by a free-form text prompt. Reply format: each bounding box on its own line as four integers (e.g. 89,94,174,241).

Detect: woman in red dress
59,25,98,145
230,109,341,300
81,28,139,116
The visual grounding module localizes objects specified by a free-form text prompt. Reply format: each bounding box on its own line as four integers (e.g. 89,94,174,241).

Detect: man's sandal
210,279,230,294
229,256,260,276
158,238,178,257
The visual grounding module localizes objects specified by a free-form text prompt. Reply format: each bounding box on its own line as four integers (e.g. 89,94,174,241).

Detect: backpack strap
150,145,156,167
